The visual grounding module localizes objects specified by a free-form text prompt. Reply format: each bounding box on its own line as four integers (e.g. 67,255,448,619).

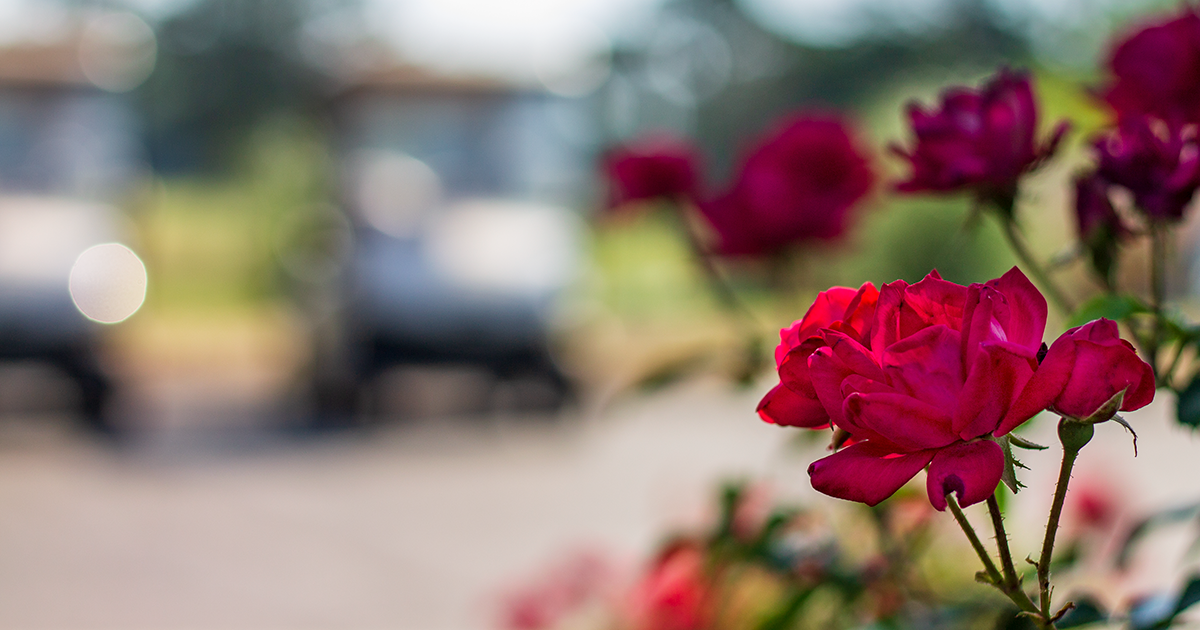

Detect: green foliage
1176,376,1200,429
1066,294,1151,328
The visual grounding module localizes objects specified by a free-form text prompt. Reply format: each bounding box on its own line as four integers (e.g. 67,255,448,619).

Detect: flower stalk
947,492,1045,622
1036,420,1094,621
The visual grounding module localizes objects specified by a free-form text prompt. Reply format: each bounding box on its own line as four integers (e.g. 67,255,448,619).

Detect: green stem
999,216,1074,315
987,494,1023,594
1038,421,1092,621
947,493,1046,625
1149,222,1167,385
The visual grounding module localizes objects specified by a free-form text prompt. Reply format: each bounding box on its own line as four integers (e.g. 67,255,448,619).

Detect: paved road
0,376,1196,629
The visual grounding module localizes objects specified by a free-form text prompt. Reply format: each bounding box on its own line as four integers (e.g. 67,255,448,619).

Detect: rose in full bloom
758,282,879,429
1001,318,1155,425
891,68,1069,209
1073,173,1127,283
699,114,875,256
768,267,1051,510
602,136,701,209
1103,9,1200,125
1093,117,1200,221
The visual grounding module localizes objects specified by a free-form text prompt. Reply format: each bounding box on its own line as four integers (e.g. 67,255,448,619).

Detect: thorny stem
945,492,1002,585
999,215,1074,315
987,494,1022,594
947,492,1046,624
1037,420,1091,623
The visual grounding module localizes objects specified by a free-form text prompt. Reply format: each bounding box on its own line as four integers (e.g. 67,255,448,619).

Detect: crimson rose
602,136,701,209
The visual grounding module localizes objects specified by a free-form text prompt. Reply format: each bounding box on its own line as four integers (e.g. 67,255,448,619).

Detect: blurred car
0,37,149,431
294,67,592,420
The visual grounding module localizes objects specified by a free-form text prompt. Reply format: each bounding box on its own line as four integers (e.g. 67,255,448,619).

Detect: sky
0,0,1137,77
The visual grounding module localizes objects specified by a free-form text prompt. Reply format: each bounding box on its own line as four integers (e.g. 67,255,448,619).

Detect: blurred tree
133,0,358,173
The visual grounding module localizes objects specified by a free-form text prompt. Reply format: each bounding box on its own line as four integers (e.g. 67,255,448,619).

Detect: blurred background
0,0,1195,628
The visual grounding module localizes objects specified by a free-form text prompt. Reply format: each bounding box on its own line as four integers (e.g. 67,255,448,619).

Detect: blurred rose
1093,117,1200,221
626,543,710,630
792,267,1050,510
891,68,1068,209
499,550,619,630
1104,9,1200,125
1004,318,1154,422
699,114,875,256
1073,173,1127,283
758,282,879,429
602,136,702,209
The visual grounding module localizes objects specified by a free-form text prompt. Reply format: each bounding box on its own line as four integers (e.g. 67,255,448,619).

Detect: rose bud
891,68,1069,211
698,113,875,256
1000,318,1155,427
1093,117,1200,221
1103,8,1200,125
602,136,701,209
1073,173,1127,284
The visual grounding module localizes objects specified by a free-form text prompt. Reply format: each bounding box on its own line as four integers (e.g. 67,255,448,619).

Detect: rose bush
699,114,874,256
891,68,1068,209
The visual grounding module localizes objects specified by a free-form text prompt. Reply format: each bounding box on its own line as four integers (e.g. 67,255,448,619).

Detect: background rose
891,68,1068,209
1093,117,1200,221
796,267,1048,510
699,114,874,256
1001,318,1155,425
1104,9,1200,125
602,136,702,209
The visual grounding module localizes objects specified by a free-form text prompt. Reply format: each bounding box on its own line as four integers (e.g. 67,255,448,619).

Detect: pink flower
1103,9,1200,125
625,544,710,630
774,268,1051,510
1093,117,1200,221
758,283,879,429
602,136,701,209
1003,319,1155,423
891,68,1068,208
699,114,875,255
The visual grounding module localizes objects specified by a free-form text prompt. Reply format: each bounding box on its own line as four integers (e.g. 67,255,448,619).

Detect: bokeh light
68,242,147,324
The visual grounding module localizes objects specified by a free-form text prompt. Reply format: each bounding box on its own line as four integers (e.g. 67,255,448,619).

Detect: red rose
758,283,878,428
1104,9,1200,125
1092,117,1200,221
699,114,875,255
891,68,1068,207
602,136,701,209
1002,318,1155,425
766,267,1052,510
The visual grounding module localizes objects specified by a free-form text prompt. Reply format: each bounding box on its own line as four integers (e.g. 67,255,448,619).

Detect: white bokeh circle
69,243,148,324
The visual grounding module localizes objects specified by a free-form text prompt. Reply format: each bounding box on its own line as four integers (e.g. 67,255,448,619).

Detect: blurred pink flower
1093,117,1200,221
699,114,875,256
891,68,1068,209
602,136,702,209
1104,9,1200,125
498,550,619,630
625,543,710,630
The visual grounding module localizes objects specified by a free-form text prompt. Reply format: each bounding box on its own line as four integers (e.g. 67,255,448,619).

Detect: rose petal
808,442,935,507
882,324,964,411
955,341,1036,439
757,383,829,428
926,440,1004,511
986,267,1047,352
844,392,959,450
995,334,1075,436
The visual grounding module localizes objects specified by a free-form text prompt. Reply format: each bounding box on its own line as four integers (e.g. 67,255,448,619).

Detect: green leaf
1066,294,1151,328
1178,375,1200,429
1057,597,1107,628
1171,575,1200,617
997,435,1025,494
